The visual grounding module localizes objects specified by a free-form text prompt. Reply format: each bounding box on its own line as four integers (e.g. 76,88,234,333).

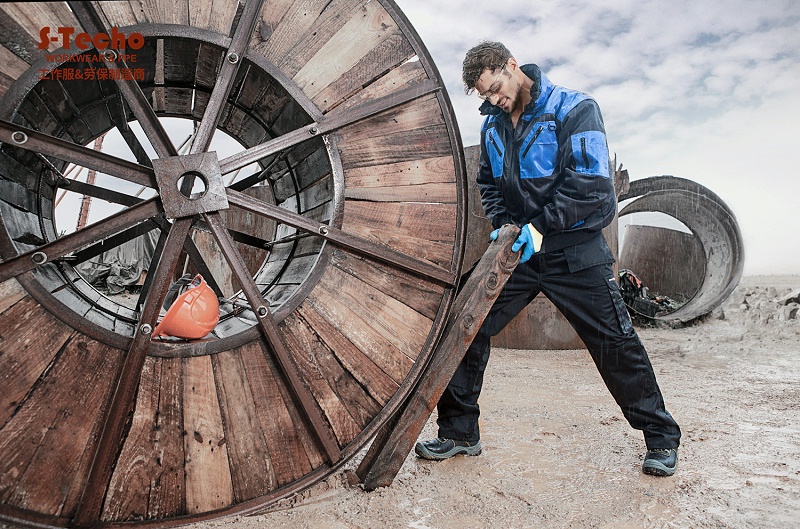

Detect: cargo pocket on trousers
606,275,634,336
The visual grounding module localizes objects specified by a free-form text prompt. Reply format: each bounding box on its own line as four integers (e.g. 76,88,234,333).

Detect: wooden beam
226,189,456,286
203,211,342,463
356,225,520,490
72,217,194,527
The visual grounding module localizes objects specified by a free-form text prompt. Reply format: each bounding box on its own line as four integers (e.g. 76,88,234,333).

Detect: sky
397,0,800,276
54,0,800,276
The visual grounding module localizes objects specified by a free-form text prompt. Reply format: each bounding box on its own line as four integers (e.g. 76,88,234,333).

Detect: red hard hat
153,275,219,340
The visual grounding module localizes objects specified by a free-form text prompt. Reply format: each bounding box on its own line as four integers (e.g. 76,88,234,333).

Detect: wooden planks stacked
0,291,123,520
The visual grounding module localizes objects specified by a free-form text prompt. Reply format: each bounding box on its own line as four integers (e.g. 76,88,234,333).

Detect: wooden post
76,135,105,230
356,225,520,491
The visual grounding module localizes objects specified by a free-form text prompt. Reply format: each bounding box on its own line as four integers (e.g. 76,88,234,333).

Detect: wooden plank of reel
357,224,520,490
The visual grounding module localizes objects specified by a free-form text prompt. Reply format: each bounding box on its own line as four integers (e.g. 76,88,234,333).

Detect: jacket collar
479,63,548,117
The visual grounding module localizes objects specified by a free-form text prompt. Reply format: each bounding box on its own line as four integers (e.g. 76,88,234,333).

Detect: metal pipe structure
619,176,745,323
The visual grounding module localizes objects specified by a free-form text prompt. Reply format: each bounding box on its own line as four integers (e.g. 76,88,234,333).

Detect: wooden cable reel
0,1,466,526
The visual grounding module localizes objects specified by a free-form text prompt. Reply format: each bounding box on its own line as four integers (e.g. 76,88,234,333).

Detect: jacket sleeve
477,125,513,229
529,98,615,235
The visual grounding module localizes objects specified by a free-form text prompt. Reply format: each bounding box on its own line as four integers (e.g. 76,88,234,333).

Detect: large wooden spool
0,1,466,526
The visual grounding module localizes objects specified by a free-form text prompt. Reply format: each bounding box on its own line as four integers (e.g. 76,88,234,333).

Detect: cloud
397,0,800,274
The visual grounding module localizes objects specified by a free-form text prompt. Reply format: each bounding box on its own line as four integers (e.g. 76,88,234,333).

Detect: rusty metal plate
152,151,228,219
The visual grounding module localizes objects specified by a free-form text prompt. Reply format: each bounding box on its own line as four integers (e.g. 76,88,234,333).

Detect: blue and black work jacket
478,64,617,253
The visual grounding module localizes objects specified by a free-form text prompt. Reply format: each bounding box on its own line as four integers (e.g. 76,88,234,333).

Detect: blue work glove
511,223,543,263
490,228,501,241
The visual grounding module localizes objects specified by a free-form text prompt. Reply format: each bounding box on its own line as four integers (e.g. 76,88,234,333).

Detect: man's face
475,62,522,113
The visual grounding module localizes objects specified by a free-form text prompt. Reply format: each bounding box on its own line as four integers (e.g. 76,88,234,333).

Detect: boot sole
642,460,677,476
414,442,482,461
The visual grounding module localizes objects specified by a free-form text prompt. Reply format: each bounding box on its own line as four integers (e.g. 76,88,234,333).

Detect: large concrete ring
619,176,744,322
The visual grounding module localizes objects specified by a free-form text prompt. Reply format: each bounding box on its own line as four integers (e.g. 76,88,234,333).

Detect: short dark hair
462,41,513,94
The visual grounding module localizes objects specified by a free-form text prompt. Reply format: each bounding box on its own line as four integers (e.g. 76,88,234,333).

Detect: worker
415,41,681,476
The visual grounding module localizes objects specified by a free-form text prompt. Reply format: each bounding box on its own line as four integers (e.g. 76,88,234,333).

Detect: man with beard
415,41,682,476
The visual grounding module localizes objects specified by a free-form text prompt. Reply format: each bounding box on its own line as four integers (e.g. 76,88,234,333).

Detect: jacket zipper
581,137,590,169
521,125,543,158
489,132,502,156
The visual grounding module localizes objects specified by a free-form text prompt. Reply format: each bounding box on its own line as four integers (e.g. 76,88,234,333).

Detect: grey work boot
414,437,482,461
642,448,678,476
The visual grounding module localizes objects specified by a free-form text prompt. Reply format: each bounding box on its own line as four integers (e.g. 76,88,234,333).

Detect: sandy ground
2,275,792,529
125,276,800,528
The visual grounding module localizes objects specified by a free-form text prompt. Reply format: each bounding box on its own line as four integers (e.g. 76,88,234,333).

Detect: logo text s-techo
37,27,145,50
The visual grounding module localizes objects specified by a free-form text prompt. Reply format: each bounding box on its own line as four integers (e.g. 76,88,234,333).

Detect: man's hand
490,228,502,241
511,223,543,263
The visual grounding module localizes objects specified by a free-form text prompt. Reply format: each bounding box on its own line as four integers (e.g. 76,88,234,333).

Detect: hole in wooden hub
176,171,208,200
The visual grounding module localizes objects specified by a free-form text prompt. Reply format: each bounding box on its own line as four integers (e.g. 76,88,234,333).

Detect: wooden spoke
56,179,143,208
202,211,341,463
226,189,456,286
192,217,276,251
72,217,193,526
108,95,154,169
228,151,289,192
0,119,155,188
68,1,178,158
115,122,155,169
69,220,158,265
225,230,276,251
136,225,169,310
0,199,160,283
218,80,439,175
164,217,226,299
190,0,264,154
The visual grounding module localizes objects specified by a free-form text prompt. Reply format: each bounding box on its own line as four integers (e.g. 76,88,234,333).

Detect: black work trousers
436,238,681,450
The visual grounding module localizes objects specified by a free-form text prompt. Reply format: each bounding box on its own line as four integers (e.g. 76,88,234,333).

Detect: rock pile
719,285,800,325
